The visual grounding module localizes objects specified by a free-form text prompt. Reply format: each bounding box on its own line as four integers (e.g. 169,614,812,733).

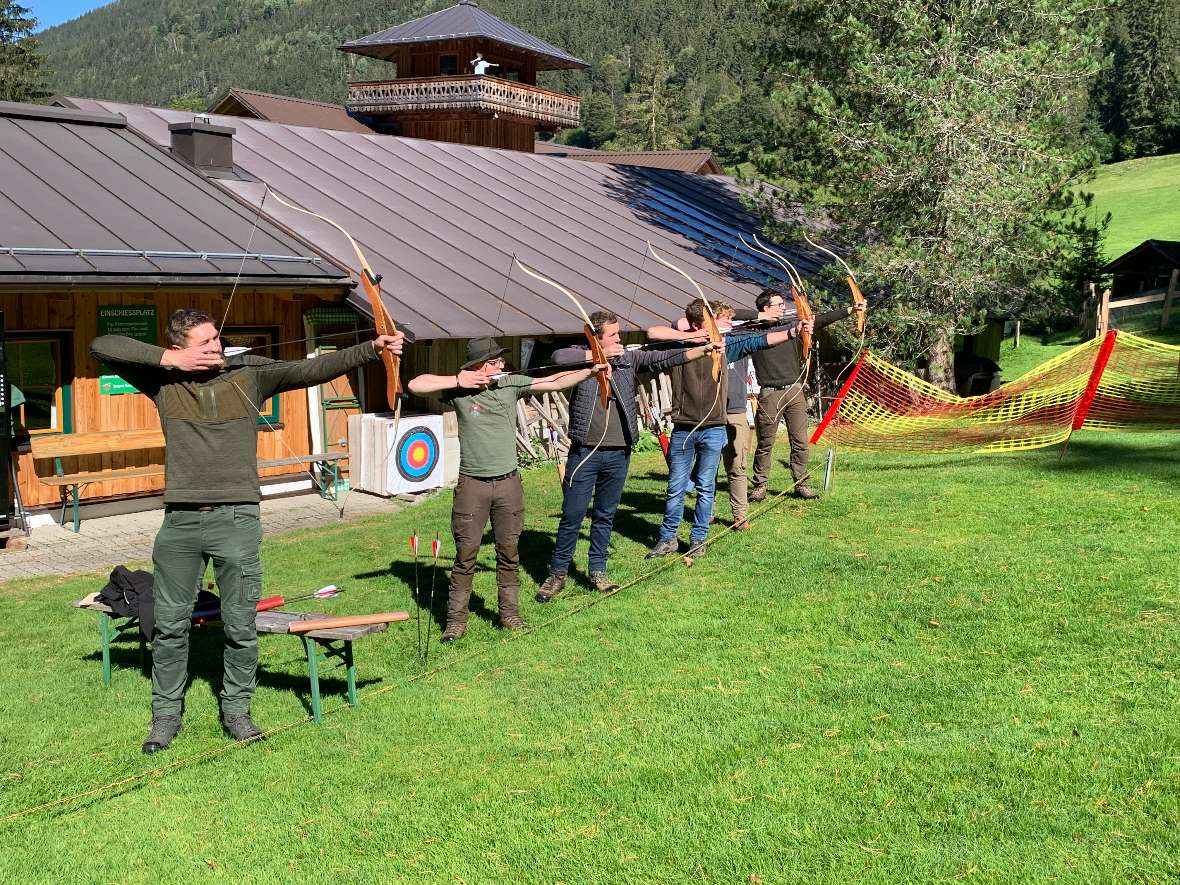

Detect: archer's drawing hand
372,332,405,356
603,342,626,359
161,342,224,372
457,368,493,389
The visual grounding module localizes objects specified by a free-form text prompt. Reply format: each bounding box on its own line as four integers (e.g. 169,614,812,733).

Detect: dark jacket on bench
90,336,378,504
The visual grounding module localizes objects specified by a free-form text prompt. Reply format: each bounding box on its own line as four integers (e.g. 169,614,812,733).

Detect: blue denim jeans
660,425,727,544
550,444,631,576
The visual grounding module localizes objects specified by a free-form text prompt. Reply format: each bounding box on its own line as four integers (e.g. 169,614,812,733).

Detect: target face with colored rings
396,427,440,481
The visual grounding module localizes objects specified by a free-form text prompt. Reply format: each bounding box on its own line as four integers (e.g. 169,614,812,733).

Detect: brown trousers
723,411,752,519
447,472,525,626
753,385,810,489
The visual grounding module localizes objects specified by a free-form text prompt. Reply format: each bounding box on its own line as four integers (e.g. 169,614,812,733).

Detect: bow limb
268,191,401,410
646,242,722,382
513,259,610,409
791,286,814,358
801,230,867,337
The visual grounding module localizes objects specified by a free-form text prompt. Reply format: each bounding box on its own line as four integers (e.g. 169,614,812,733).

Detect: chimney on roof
168,119,235,174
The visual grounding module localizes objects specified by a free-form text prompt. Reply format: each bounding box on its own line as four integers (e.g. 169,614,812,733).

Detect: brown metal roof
1101,239,1180,274
0,101,349,284
67,97,839,339
208,88,377,134
339,0,588,71
534,143,725,175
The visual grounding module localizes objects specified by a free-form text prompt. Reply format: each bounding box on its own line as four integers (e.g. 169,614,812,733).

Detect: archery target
396,427,440,481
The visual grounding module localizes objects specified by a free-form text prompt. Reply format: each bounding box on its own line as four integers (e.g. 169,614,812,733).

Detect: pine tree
759,0,1107,388
608,41,686,151
0,1,46,103
1092,0,1180,159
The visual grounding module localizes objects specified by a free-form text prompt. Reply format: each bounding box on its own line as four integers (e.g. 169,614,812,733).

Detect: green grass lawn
1088,152,1180,260
1,341,1178,883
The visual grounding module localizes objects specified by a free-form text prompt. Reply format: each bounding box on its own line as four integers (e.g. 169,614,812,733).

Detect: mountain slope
37,0,763,110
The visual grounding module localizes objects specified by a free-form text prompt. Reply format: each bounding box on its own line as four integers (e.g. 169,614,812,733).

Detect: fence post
1161,269,1179,330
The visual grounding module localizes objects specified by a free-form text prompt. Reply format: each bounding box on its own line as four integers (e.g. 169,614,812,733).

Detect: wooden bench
74,597,391,722
32,430,166,533
32,430,347,531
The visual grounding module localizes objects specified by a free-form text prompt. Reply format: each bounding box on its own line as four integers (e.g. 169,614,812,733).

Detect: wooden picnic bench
74,596,393,722
33,429,347,532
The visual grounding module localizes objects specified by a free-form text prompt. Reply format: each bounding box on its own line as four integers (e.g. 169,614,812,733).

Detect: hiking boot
645,538,679,559
141,716,182,755
589,571,619,594
749,486,767,503
732,516,750,531
794,484,819,500
685,540,708,559
535,573,567,603
222,712,263,743
440,622,466,644
499,614,528,632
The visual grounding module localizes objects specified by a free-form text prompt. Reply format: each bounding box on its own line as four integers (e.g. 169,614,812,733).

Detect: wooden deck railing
347,75,581,128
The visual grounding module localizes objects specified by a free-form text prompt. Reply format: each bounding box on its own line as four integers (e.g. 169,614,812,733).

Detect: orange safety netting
812,330,1180,453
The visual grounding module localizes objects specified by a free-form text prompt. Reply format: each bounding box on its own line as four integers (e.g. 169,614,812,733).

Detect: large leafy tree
758,1,1107,387
0,1,46,103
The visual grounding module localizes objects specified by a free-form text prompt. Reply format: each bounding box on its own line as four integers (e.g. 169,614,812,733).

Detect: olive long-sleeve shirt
90,336,378,504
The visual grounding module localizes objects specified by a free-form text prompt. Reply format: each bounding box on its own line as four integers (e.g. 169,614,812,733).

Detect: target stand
349,413,446,497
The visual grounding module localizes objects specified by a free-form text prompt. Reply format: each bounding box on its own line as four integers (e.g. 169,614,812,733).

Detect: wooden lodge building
2,1,843,523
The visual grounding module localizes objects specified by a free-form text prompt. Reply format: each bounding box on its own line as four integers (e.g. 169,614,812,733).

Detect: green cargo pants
150,504,263,718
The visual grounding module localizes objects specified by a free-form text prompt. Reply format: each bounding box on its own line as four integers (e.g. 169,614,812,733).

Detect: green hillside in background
1088,153,1180,259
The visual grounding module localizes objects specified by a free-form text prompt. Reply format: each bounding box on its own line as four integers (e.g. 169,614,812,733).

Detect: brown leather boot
534,573,566,603
589,572,619,594
440,622,466,643
499,613,528,632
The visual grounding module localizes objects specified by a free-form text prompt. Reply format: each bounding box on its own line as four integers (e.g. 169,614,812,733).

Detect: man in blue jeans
645,300,800,559
536,310,717,601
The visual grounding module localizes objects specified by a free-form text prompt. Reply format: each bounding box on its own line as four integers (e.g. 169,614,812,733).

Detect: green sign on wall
98,305,157,395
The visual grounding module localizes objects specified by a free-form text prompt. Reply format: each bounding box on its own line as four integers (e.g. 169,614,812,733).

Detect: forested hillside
37,0,774,163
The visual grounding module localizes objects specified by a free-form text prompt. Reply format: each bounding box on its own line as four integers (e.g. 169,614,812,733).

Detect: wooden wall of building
394,39,539,84
6,286,349,509
397,115,538,152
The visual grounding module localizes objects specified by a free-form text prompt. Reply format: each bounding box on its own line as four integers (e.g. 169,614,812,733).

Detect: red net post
1071,330,1119,431
811,351,868,444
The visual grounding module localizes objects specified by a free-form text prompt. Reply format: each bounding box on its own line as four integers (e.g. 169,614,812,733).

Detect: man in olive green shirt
408,337,604,643
92,308,403,754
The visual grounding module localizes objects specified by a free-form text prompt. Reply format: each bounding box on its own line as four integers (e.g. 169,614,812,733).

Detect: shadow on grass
1044,437,1180,480
85,627,381,718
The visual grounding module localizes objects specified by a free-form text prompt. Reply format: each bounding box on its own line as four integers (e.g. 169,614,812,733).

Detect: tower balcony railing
347,75,581,128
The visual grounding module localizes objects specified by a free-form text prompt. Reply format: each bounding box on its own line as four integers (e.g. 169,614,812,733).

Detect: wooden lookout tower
340,0,587,152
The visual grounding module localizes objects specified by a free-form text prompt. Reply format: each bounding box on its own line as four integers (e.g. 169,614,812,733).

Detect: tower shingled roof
339,0,588,71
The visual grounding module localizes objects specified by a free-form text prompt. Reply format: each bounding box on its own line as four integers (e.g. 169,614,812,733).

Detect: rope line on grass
0,468,809,825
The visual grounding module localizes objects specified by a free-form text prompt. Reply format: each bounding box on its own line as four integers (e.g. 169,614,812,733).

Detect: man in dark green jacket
92,308,403,754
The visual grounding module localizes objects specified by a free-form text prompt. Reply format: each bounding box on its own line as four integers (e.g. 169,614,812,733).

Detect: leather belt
464,470,519,482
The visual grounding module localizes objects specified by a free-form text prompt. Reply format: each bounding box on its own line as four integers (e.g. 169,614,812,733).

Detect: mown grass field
1,341,1178,883
1088,152,1180,259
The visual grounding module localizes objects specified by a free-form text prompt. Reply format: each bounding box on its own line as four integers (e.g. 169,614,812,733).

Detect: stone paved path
0,491,410,582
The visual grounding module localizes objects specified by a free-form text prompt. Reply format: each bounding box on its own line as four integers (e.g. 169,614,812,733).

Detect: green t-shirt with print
443,374,532,478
